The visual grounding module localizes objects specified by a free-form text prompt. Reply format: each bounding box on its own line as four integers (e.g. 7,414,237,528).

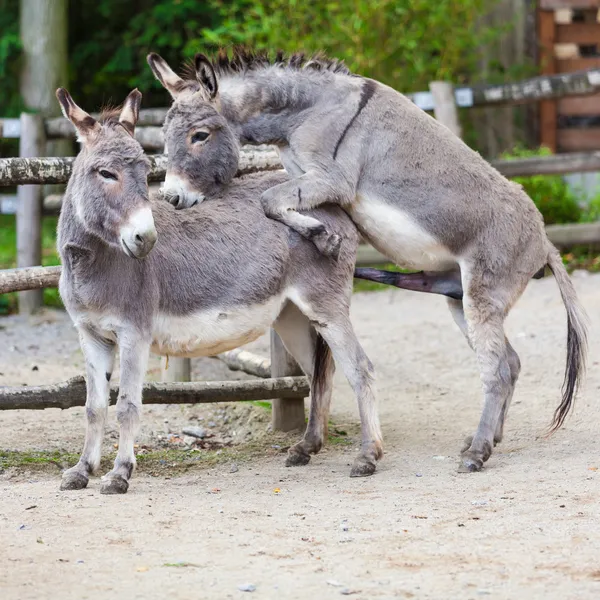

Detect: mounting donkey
147,50,588,472
55,88,462,492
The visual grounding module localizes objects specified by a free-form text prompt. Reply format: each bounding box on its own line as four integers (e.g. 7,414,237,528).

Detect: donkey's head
147,53,239,209
56,88,157,259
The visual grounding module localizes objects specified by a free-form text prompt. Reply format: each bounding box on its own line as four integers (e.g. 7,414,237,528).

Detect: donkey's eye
191,131,210,143
99,169,118,181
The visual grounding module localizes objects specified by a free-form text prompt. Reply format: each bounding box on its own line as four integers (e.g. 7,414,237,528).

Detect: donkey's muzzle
120,206,158,259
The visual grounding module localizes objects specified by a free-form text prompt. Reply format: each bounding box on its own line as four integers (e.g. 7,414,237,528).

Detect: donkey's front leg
100,334,149,495
61,327,116,490
260,170,354,259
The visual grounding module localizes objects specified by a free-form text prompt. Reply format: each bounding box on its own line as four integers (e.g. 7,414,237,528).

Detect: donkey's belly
348,195,456,270
150,296,286,358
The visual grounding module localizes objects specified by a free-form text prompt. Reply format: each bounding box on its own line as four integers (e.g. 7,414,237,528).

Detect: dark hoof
60,472,89,491
350,459,377,477
459,440,492,473
458,456,483,473
314,231,342,260
285,450,311,467
100,476,129,495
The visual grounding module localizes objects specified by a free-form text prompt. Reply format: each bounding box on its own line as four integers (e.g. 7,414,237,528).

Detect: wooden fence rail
2,66,600,146
2,148,600,189
0,375,309,411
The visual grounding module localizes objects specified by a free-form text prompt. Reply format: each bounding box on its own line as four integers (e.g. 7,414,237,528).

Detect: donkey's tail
547,248,589,431
353,267,463,299
312,333,335,436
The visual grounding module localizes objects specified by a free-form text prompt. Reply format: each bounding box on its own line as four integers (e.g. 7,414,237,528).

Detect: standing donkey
57,88,457,492
147,51,588,472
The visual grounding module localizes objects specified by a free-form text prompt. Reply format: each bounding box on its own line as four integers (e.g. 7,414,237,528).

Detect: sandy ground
1,273,600,599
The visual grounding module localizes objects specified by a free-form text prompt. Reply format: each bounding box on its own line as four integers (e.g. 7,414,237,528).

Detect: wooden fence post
17,112,45,314
429,81,462,138
161,357,192,382
270,329,306,431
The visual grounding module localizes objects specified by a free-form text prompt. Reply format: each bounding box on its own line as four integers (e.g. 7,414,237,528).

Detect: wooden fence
2,67,600,429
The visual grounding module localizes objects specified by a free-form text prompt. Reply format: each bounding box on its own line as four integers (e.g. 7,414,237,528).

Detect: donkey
57,87,449,493
147,51,588,472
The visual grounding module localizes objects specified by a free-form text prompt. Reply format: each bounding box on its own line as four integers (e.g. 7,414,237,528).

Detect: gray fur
56,88,383,493
147,51,588,472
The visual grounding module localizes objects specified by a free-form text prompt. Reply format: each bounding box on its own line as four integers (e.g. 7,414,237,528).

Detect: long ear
194,53,218,100
147,53,187,99
119,88,142,137
56,88,101,143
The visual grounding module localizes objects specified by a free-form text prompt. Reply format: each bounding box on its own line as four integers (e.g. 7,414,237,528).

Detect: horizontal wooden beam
0,265,61,294
558,128,600,152
559,93,600,116
3,145,600,188
540,0,600,9
0,375,309,410
2,68,600,146
215,349,272,378
557,23,600,45
0,147,281,186
492,150,600,176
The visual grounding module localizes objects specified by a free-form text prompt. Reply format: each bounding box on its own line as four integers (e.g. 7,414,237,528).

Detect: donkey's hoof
100,476,129,495
458,455,483,473
285,449,311,467
60,472,89,491
314,231,342,260
350,458,377,477
459,440,492,473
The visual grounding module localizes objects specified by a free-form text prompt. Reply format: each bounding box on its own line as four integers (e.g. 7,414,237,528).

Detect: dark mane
183,47,352,79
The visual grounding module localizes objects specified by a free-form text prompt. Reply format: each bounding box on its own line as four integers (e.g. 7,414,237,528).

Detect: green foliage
201,0,505,93
0,0,510,114
0,215,62,314
501,146,582,225
0,0,22,118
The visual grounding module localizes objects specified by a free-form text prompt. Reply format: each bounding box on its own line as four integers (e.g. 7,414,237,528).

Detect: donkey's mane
184,47,352,79
98,106,123,128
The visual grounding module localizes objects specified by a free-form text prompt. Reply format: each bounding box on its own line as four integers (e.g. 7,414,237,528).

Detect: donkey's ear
147,53,186,99
194,54,218,100
55,88,101,143
119,88,142,137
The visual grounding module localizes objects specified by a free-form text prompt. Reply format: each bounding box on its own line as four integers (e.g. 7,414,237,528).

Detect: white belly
348,195,456,270
150,295,286,357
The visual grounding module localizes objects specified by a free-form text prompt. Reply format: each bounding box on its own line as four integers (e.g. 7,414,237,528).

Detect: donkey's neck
218,71,329,145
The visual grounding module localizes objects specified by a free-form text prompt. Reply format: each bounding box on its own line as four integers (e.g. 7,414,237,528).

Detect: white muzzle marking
162,172,205,210
120,206,157,259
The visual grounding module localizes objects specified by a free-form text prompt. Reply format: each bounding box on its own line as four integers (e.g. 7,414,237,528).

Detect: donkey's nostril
171,194,180,207
135,234,143,244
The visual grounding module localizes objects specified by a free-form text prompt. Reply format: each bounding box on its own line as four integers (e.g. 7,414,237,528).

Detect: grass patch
248,400,272,410
0,214,62,314
353,263,414,293
563,246,600,273
0,447,243,475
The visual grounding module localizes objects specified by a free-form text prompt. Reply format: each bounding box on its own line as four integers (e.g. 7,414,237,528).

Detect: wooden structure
539,0,600,152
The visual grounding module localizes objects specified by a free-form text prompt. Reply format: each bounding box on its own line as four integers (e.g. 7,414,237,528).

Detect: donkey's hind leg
61,327,116,490
273,303,335,467
100,333,149,494
449,284,524,472
447,299,521,448
494,339,521,444
309,318,382,477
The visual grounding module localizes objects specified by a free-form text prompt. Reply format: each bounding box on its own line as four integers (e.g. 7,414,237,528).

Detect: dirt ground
1,273,599,599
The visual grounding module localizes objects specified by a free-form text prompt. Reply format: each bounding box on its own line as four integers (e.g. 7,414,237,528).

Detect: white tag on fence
454,88,473,107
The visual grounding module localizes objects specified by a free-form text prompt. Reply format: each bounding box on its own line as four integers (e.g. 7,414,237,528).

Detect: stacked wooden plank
539,0,600,151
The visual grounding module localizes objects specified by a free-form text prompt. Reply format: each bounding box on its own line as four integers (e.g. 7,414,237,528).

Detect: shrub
501,146,581,225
